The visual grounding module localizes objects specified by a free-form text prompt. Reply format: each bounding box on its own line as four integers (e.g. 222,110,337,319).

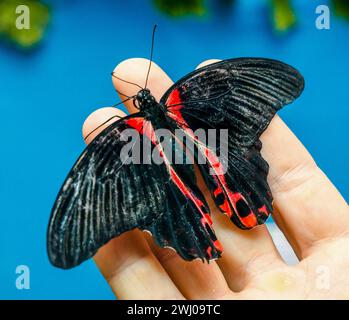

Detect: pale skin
82,58,349,300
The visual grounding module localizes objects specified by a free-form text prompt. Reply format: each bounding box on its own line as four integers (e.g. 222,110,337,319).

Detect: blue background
0,0,348,299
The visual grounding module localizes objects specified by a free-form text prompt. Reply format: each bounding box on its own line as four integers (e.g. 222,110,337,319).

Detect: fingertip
196,59,221,70
112,58,150,81
82,107,127,145
111,58,173,113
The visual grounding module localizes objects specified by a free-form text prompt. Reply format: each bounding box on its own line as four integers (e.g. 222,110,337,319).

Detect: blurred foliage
270,0,296,33
153,0,297,32
153,0,349,33
0,0,50,49
153,0,206,17
333,0,349,19
153,0,236,18
0,0,348,51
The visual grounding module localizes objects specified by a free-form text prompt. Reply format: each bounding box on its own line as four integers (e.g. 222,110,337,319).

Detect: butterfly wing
161,58,304,229
48,115,158,268
48,114,222,268
140,123,222,261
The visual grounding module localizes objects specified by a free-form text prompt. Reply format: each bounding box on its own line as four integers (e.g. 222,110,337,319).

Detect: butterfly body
136,88,164,117
48,58,304,269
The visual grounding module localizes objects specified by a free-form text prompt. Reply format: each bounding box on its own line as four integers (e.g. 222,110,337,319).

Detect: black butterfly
47,42,304,270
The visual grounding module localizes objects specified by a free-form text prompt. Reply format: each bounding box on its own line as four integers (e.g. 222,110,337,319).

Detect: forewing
48,115,171,268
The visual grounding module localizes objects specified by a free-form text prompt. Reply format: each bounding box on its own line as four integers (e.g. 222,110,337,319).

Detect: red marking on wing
202,144,258,228
206,240,223,259
213,240,223,252
124,117,145,133
127,116,222,254
166,89,192,128
202,213,213,226
240,214,258,229
166,96,259,229
206,246,212,259
258,205,269,217
166,88,182,106
213,188,221,198
126,118,159,146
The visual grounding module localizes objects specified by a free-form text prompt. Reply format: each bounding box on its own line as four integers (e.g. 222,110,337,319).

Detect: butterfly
47,32,304,270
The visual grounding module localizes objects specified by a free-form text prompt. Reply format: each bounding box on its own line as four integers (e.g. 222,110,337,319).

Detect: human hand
82,58,349,300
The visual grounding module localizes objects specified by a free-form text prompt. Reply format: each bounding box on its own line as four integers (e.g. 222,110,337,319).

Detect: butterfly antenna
113,87,133,99
111,72,143,90
84,97,133,141
144,24,157,89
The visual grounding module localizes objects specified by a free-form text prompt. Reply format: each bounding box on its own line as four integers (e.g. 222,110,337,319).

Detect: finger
195,60,284,291
145,234,232,300
196,59,220,69
111,58,232,299
94,230,183,299
82,107,127,144
82,106,184,300
261,115,349,258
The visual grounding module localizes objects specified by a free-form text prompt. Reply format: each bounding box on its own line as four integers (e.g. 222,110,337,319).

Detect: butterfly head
136,89,156,111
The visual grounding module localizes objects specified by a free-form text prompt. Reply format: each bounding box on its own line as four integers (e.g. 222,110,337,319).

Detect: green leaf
0,0,50,49
332,0,349,19
270,0,296,33
153,0,206,17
